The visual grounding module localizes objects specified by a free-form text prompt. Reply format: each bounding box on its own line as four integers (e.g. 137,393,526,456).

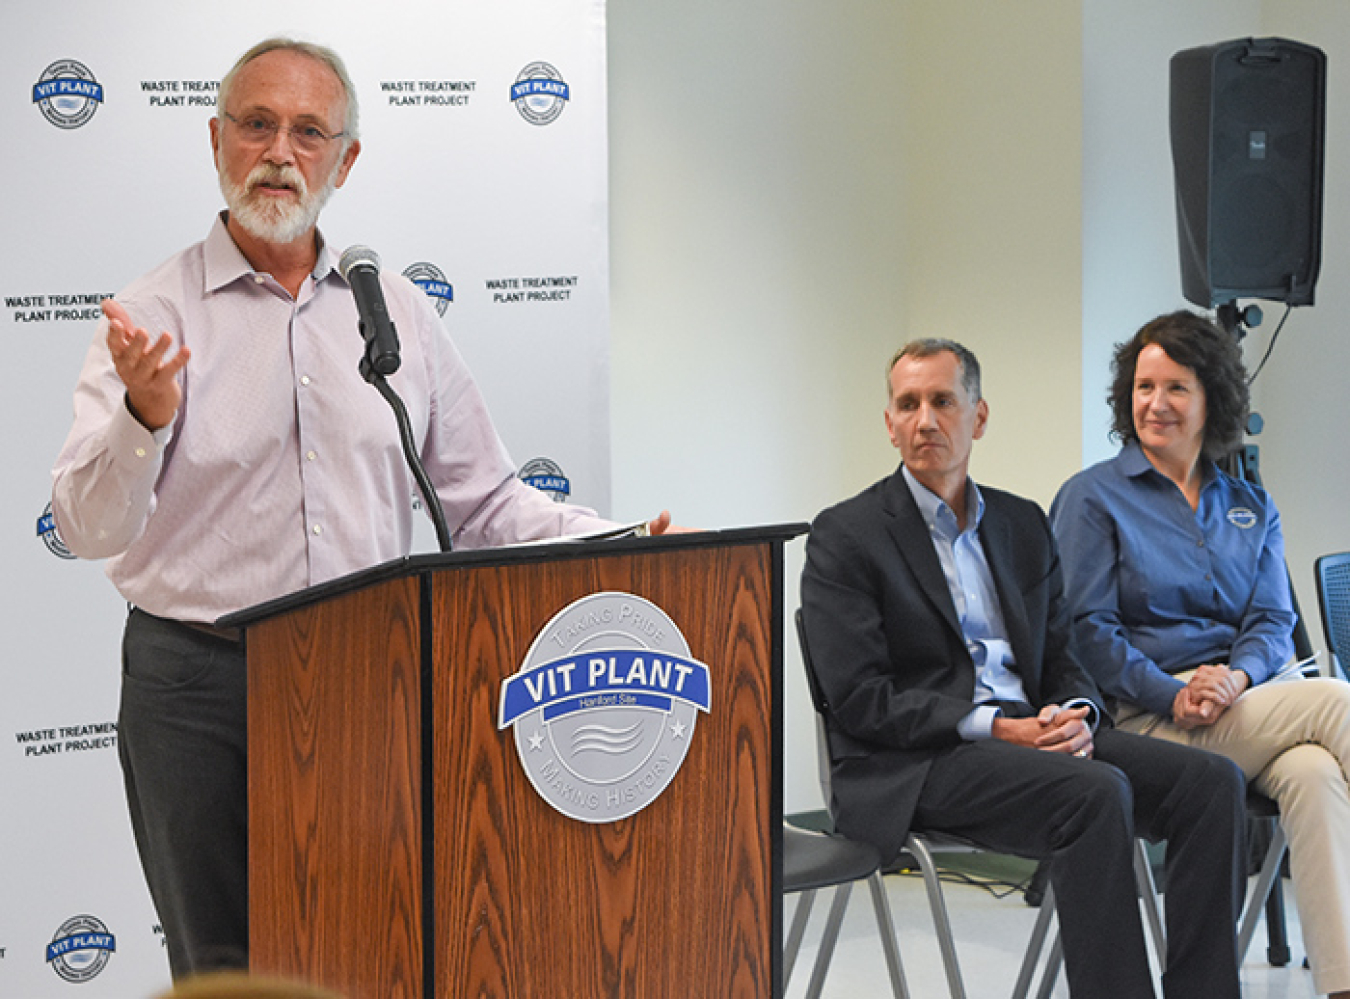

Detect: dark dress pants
913,728,1246,999
118,608,249,979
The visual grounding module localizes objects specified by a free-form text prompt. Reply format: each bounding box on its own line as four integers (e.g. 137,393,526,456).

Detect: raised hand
102,298,190,431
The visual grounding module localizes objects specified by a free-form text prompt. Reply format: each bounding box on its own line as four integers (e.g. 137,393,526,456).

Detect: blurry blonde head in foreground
154,971,343,999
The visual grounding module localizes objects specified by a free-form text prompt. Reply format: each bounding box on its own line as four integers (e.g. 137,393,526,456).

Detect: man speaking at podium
51,36,669,980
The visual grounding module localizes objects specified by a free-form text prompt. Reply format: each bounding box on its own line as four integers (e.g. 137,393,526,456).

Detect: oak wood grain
249,577,423,999
247,540,781,999
431,545,775,999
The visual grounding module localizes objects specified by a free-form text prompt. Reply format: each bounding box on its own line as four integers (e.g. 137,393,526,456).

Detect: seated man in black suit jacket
800,338,1246,999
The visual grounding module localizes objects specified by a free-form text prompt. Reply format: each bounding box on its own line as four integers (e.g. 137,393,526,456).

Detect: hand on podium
646,510,698,535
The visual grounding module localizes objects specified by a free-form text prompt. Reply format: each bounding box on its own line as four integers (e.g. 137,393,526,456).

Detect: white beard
218,156,339,244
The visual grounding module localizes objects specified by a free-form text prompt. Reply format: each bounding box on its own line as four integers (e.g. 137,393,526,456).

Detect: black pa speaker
1170,37,1326,309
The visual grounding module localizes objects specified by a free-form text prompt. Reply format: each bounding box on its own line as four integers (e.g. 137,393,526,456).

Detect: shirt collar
1118,440,1218,491
203,211,339,292
902,464,984,539
313,230,340,282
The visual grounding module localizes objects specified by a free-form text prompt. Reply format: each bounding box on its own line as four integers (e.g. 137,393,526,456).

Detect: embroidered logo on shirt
1227,506,1257,529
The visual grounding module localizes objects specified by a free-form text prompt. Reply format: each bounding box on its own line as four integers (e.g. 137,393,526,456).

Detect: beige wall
611,0,1348,813
899,2,1084,509
609,0,1084,812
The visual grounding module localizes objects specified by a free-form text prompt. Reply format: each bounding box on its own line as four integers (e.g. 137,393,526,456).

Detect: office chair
783,822,909,998
1315,551,1350,680
1239,792,1291,966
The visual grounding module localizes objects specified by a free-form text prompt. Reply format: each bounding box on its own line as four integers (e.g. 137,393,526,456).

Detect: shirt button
312,524,323,536
300,375,311,386
306,450,317,461
254,275,265,285
134,447,147,459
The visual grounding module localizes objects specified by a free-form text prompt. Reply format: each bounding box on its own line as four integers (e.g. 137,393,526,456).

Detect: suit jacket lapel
882,470,964,641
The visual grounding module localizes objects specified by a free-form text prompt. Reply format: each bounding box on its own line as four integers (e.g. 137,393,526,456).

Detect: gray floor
784,869,1319,998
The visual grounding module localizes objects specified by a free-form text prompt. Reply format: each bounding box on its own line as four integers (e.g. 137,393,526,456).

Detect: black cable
1246,303,1292,386
889,866,1031,901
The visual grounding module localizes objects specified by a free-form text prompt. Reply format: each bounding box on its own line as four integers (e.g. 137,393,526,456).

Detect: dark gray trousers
914,728,1247,999
118,608,248,979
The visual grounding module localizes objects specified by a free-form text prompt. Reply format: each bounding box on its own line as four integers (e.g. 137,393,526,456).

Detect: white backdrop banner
2,2,610,995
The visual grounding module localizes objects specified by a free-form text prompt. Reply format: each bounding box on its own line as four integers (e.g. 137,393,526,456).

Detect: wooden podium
222,525,806,999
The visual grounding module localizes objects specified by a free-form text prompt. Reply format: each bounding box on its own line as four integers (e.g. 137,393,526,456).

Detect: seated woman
1050,309,1350,998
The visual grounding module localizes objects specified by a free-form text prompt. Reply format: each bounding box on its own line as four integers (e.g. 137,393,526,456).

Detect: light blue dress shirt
903,467,1031,739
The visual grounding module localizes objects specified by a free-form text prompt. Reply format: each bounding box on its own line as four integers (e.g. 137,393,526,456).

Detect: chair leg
803,882,854,999
1011,883,1058,999
1035,934,1064,999
784,870,912,998
866,872,912,999
1238,822,1290,964
784,888,816,987
1018,843,1166,999
1133,839,1167,967
1264,877,1292,967
905,835,967,999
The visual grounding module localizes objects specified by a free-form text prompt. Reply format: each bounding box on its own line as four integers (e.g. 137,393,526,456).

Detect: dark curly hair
1108,310,1249,460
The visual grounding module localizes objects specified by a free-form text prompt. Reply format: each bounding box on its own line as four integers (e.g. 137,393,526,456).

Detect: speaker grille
1170,37,1325,308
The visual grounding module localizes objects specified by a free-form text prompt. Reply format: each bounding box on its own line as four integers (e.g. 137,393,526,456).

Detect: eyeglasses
221,112,347,154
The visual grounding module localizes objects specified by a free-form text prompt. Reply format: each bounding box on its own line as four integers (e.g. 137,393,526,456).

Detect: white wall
1081,0,1262,466
1083,0,1350,656
1256,0,1350,657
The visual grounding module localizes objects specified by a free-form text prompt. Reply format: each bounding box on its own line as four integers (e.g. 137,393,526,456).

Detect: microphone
339,245,401,377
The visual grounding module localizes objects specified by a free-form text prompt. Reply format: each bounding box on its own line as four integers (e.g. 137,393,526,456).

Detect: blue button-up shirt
1049,443,1295,716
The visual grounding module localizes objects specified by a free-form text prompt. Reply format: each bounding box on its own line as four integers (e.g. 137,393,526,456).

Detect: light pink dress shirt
52,215,612,622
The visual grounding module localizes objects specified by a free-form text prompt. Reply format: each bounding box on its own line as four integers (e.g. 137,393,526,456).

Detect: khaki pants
1120,677,1350,994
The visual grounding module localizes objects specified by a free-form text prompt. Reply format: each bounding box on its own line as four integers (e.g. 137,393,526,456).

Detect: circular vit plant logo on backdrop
510,61,569,125
33,60,104,129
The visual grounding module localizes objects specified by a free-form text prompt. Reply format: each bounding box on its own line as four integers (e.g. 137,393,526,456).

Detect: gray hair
886,338,982,402
218,37,360,144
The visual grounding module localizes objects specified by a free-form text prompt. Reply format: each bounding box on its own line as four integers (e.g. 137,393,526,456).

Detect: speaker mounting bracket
1215,299,1263,341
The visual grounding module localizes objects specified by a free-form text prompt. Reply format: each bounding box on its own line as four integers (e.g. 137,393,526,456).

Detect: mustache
244,163,308,196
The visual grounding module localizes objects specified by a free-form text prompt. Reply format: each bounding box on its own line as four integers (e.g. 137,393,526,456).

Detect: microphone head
339,244,381,280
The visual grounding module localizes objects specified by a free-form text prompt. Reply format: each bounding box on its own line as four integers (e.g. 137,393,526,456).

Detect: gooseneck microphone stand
359,336,454,555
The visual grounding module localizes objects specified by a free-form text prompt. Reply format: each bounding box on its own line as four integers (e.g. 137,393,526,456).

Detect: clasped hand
992,704,1093,757
1171,664,1248,730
